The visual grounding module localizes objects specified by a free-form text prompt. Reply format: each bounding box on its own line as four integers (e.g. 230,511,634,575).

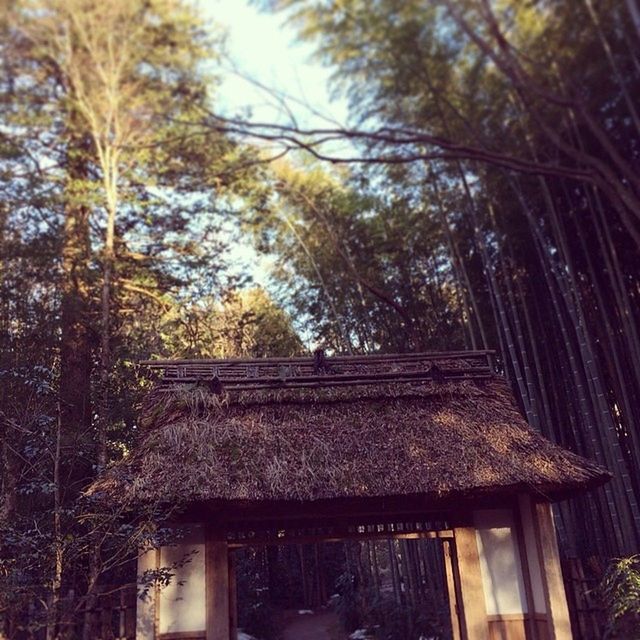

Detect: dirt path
280,609,344,640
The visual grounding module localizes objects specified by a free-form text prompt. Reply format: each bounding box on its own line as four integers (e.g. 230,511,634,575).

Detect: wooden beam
443,539,463,640
452,527,489,640
142,349,495,366
156,369,494,391
183,492,519,524
533,503,573,640
228,529,454,548
205,530,230,640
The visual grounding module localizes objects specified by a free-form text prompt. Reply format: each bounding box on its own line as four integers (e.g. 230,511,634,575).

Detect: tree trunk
583,0,640,136
47,406,64,640
625,0,640,41
59,125,93,502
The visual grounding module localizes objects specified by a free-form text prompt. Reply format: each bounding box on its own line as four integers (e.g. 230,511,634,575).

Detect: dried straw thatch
90,377,610,507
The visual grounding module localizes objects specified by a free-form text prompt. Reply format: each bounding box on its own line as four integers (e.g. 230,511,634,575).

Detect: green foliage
335,579,449,640
599,555,640,639
235,549,279,640
335,569,364,631
0,0,300,636
166,287,304,359
242,600,279,640
334,552,450,640
0,367,58,628
248,159,466,353
369,598,447,640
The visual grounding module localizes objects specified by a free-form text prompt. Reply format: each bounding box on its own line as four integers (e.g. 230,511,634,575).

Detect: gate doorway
228,517,462,640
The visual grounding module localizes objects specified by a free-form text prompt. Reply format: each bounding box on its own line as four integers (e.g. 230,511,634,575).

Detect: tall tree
1,1,260,634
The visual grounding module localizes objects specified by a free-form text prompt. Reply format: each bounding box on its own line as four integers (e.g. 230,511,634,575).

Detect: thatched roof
91,372,610,508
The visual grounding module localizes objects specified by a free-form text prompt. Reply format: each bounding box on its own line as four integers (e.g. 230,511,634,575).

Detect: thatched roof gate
91,351,610,640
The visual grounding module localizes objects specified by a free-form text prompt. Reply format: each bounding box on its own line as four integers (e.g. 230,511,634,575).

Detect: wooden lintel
228,529,454,549
181,492,520,525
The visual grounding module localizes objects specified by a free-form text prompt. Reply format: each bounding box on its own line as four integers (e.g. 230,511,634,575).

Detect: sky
200,0,349,127
194,0,349,293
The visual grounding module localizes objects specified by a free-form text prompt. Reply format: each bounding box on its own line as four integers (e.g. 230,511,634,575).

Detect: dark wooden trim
226,509,451,545
143,350,495,391
487,613,548,621
228,529,454,549
228,553,237,640
449,537,469,640
156,371,494,391
181,492,522,524
158,633,205,640
142,350,496,366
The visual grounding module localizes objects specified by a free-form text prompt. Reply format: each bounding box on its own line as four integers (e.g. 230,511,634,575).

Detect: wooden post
443,539,462,640
452,527,489,640
534,503,573,640
206,529,230,640
229,551,238,640
513,500,542,640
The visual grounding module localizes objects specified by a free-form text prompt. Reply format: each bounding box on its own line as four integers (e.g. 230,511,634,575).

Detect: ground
280,609,346,640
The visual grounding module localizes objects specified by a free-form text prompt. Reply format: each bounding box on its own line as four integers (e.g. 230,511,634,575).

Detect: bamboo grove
232,0,640,561
235,539,454,639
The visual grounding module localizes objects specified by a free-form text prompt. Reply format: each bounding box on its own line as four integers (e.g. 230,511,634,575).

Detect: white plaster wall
518,494,547,613
158,525,207,634
474,509,528,615
136,547,158,640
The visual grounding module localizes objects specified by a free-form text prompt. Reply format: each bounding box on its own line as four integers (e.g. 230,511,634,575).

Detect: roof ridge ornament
313,348,332,375
142,350,497,392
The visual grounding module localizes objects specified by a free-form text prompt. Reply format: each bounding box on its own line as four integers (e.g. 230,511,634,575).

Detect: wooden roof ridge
142,349,497,392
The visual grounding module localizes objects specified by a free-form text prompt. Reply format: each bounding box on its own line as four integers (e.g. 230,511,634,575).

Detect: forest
1,0,640,638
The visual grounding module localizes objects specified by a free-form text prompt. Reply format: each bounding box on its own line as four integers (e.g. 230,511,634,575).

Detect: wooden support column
453,526,489,640
443,539,462,640
229,552,238,640
206,529,230,640
534,503,572,640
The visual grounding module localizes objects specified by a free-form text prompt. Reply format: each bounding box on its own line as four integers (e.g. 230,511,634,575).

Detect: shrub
599,555,640,639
